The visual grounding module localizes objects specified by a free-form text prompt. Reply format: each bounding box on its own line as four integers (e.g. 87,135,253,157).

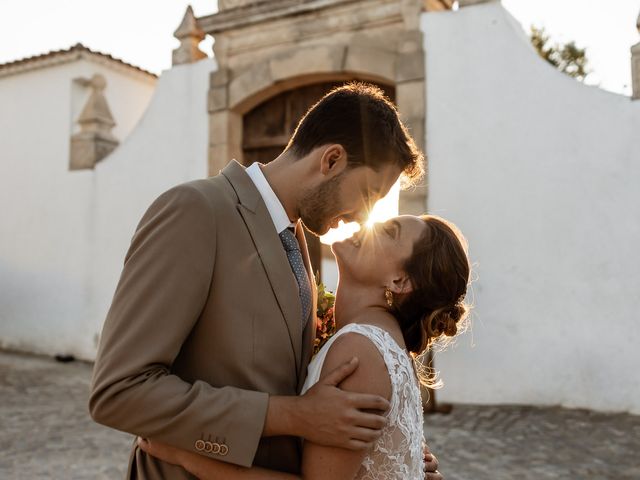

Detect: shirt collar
245,162,296,234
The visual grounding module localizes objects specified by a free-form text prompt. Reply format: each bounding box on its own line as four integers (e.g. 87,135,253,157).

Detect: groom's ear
319,144,347,176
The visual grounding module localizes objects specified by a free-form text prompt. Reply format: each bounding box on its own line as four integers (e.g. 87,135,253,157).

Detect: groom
90,83,438,478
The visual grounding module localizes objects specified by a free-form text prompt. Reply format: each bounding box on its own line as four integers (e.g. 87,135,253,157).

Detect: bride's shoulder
319,328,392,401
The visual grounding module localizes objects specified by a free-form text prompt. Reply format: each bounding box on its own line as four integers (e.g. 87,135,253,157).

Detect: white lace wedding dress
301,323,425,480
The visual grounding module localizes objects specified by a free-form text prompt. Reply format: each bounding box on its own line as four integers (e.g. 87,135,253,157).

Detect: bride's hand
423,444,443,480
137,437,187,468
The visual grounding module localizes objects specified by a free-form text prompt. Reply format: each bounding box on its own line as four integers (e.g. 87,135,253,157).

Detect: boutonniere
313,281,336,355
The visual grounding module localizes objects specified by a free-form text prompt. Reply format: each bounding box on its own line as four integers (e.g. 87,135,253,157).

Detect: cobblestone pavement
425,403,640,480
1,350,639,480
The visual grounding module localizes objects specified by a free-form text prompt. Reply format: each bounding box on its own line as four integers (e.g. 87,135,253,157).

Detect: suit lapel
222,161,303,376
295,223,318,390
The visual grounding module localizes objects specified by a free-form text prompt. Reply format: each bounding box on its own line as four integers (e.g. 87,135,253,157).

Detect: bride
138,214,471,480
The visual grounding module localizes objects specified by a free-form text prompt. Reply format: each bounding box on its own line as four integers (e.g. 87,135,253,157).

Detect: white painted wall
0,57,214,360
88,59,215,358
422,2,640,414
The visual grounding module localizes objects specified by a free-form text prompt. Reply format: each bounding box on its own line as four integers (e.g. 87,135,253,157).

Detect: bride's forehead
394,215,424,227
395,216,428,239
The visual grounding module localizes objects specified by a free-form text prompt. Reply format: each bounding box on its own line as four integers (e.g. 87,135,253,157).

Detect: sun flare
320,180,400,245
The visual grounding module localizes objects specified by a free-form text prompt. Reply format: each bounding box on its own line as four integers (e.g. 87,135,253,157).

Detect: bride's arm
300,332,392,479
138,333,390,480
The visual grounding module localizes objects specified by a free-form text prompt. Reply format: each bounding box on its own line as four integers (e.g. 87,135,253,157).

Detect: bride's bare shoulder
319,329,392,401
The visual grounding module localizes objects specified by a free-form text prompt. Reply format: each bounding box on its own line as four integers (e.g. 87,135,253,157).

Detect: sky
0,0,638,95
501,0,640,95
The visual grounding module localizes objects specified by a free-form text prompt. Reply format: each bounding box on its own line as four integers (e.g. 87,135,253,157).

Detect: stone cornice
198,0,361,34
206,0,407,65
0,44,157,82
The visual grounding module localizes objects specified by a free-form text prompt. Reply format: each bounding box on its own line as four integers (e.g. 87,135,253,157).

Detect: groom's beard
299,174,344,236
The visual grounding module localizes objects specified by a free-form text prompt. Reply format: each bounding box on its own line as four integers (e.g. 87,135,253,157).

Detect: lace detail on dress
301,323,425,480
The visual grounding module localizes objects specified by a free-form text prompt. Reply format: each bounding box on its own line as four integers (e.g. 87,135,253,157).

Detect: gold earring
384,288,393,307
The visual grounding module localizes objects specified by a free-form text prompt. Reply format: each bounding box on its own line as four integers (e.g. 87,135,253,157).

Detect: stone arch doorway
199,0,440,411
202,0,431,220
241,80,396,278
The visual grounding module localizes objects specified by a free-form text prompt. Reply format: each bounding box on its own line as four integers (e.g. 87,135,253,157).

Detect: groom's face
299,162,401,236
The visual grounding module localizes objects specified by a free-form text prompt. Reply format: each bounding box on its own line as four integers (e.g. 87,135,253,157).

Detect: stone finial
172,5,207,66
70,74,119,170
75,75,115,132
457,0,499,7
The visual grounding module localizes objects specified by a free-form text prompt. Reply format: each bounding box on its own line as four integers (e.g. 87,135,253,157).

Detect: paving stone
0,351,131,479
424,403,640,479
1,350,639,479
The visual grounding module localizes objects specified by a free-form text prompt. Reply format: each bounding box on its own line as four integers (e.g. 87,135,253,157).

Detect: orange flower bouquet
314,282,336,355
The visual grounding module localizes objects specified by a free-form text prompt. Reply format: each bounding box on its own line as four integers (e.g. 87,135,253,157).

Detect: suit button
211,442,221,454
219,444,229,456
204,441,213,453
195,440,205,451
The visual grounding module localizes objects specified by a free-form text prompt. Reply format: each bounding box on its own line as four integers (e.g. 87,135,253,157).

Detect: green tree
530,25,590,82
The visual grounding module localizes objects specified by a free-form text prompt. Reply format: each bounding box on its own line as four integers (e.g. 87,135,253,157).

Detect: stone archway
208,50,411,280
208,50,426,211
201,0,435,217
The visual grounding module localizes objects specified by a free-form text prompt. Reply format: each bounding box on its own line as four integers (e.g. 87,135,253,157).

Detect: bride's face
332,215,427,287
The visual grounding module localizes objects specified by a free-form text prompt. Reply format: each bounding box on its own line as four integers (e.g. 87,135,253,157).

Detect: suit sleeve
89,184,268,468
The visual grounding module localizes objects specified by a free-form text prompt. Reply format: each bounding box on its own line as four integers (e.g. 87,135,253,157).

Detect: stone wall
0,58,155,359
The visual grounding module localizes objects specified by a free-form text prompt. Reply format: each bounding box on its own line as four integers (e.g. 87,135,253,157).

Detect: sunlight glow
320,180,401,245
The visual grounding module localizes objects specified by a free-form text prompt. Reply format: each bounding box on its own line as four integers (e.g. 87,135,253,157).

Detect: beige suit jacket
89,160,317,478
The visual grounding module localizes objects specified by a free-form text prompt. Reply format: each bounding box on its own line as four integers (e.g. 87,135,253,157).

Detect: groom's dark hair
286,82,424,184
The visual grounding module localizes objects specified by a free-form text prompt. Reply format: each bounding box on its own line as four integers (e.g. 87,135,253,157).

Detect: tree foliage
530,25,590,82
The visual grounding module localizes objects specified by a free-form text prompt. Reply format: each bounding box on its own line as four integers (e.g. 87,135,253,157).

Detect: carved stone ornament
70,74,119,170
172,5,207,66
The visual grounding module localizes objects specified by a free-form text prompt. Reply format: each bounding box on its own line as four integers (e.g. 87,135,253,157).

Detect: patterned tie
279,228,312,330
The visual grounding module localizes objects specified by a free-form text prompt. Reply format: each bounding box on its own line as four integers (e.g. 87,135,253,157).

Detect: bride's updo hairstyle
391,215,471,356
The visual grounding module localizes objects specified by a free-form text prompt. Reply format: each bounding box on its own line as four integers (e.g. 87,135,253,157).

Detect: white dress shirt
245,162,296,234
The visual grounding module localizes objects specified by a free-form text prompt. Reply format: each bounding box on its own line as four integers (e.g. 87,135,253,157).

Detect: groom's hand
296,357,390,450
